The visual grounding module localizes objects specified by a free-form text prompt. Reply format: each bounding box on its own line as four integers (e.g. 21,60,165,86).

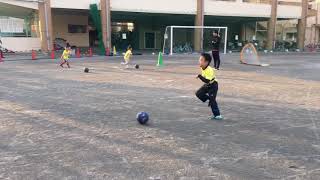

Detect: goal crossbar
163,25,228,55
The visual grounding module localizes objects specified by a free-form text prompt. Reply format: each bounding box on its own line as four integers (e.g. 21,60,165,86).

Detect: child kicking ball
196,53,223,120
121,45,133,68
60,45,71,68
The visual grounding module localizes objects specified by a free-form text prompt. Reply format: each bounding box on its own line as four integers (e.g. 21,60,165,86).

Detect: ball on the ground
135,64,140,69
136,112,149,125
84,67,89,73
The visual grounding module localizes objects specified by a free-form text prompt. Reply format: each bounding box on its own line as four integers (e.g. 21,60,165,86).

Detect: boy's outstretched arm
197,74,210,84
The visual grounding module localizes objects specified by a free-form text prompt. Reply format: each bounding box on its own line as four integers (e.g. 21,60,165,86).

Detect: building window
0,16,38,37
68,24,87,33
111,22,134,32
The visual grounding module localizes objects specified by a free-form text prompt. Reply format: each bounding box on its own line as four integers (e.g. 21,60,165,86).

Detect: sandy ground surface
0,54,319,180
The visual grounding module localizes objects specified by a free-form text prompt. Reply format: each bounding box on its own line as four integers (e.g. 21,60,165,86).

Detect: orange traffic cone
0,50,3,62
106,47,111,56
32,50,37,60
76,48,81,58
0,51,3,62
89,48,93,57
51,48,55,60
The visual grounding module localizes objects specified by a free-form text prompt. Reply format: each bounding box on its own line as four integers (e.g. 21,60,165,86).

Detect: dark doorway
144,32,155,49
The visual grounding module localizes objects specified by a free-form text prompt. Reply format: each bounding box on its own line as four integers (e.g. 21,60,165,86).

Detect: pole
267,0,277,50
162,27,169,54
224,27,228,54
315,3,319,44
106,0,111,49
298,0,308,50
194,0,204,52
170,26,173,55
44,2,50,51
200,0,204,51
101,0,111,51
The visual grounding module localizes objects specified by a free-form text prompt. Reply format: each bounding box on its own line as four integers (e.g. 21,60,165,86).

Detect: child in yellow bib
60,45,71,68
122,45,133,68
196,53,223,120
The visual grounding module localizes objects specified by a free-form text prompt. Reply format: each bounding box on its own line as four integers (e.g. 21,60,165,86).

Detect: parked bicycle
305,43,320,52
173,43,193,53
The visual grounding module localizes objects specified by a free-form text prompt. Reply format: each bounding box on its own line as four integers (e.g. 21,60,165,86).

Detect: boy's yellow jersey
201,66,216,82
124,49,132,61
62,49,70,60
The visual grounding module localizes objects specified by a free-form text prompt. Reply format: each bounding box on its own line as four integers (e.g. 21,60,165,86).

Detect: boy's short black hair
201,52,212,64
214,30,219,34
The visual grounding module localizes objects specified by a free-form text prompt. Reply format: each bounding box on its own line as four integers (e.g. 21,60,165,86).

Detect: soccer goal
240,43,270,67
162,26,228,55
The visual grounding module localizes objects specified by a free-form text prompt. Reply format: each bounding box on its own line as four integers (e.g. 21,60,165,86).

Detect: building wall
277,5,301,19
49,0,302,19
52,14,89,47
51,0,98,9
305,2,320,45
241,20,299,43
0,0,38,9
306,16,318,45
111,0,195,14
1,37,41,51
205,1,270,17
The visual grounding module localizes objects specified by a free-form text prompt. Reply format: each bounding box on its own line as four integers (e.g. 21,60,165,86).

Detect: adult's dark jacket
211,36,221,51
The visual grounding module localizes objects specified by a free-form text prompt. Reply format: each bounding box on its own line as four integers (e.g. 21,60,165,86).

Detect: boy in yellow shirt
196,53,223,120
60,45,71,68
122,45,133,68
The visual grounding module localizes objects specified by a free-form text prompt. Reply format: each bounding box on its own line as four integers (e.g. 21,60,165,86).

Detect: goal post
162,26,228,55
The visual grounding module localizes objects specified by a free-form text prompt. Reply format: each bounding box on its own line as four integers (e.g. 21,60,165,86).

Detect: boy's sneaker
210,115,223,120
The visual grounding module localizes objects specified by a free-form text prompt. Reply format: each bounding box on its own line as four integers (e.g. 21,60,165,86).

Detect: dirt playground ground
0,54,319,179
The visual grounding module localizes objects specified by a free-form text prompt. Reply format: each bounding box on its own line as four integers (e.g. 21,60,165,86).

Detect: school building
0,0,318,53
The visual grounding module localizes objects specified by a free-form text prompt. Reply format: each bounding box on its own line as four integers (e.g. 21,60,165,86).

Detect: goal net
162,26,228,55
240,43,270,66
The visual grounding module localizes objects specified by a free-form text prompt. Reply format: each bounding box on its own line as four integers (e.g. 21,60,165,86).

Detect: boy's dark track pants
196,81,220,117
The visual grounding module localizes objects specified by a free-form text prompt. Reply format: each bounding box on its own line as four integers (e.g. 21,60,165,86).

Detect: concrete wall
0,0,302,19
205,1,270,17
1,37,41,51
49,0,301,19
111,0,196,14
52,14,89,47
204,1,300,18
277,5,301,19
51,0,98,9
0,0,38,9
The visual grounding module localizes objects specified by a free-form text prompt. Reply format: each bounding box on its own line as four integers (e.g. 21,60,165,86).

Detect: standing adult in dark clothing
211,30,221,70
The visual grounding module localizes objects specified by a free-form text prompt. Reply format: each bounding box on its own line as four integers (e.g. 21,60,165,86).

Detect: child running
122,45,133,68
196,53,223,120
60,45,71,68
